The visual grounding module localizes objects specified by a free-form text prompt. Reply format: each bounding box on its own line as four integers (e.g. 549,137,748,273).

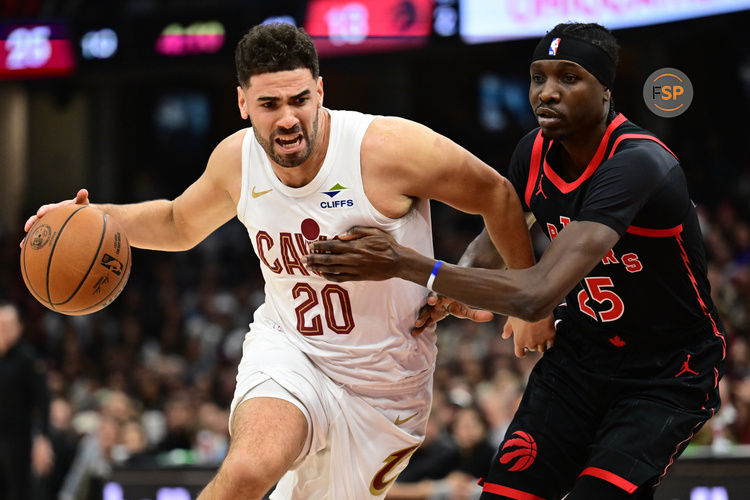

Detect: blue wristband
426,260,444,291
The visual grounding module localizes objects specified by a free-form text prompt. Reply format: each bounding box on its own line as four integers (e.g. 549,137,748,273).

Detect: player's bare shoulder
362,116,404,150
362,116,458,173
360,117,420,219
361,116,430,170
206,129,247,206
361,116,469,216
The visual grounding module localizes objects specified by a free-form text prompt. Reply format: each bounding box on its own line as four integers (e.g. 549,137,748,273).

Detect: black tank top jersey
506,114,725,354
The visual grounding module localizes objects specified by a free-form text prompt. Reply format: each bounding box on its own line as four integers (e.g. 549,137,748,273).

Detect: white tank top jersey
236,109,437,393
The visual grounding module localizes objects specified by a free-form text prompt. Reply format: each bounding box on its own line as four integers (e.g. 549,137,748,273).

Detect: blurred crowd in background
0,121,749,499
0,6,747,497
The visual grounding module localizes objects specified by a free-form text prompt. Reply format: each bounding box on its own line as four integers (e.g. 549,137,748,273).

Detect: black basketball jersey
507,114,725,355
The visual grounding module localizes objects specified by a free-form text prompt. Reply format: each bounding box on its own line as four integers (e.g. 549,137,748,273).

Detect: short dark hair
235,23,320,88
547,22,619,67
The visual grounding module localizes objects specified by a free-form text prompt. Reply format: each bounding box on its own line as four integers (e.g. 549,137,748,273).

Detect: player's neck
270,108,331,188
557,121,608,179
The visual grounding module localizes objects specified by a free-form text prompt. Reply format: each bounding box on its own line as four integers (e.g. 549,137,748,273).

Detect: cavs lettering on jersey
236,109,437,392
507,114,725,355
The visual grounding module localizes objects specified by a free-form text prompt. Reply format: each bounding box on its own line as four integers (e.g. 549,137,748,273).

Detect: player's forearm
93,200,194,251
481,178,535,270
399,221,621,320
396,248,546,320
457,229,504,269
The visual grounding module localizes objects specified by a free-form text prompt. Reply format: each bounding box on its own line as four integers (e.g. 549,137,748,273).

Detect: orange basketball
20,204,132,315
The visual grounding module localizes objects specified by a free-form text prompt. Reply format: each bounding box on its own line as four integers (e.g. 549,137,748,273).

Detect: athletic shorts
480,308,724,500
229,321,432,499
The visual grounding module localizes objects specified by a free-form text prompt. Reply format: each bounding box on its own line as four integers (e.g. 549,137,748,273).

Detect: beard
254,110,320,168
540,128,569,141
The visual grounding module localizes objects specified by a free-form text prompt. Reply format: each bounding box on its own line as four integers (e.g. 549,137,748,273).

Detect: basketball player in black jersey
306,22,726,499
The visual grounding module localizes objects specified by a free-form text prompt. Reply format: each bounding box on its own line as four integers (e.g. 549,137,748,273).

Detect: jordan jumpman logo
535,174,547,199
674,354,699,378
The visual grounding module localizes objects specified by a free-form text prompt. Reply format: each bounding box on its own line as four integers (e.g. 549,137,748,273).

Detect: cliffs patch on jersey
321,183,354,209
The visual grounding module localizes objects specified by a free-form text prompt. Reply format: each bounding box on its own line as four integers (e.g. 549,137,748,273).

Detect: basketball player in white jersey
24,23,554,499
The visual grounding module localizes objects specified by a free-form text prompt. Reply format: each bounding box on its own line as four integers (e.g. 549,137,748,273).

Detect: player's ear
237,86,249,120
603,87,611,102
317,76,324,107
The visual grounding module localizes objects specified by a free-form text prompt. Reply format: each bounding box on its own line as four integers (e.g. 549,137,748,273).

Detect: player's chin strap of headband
532,33,615,89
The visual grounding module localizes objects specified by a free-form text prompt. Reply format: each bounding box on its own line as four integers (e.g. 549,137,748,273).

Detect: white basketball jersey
237,109,437,393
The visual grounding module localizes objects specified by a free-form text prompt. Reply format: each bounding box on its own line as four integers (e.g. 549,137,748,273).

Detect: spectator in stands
59,413,120,500
0,302,53,500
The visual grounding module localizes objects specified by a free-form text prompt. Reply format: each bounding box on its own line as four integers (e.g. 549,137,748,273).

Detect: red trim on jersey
542,114,627,194
607,133,678,161
481,482,545,500
656,421,702,487
578,467,637,493
525,130,545,207
626,224,683,237
706,368,719,418
675,233,726,358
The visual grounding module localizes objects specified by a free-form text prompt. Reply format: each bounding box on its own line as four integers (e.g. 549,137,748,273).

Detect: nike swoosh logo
252,186,273,198
395,412,419,426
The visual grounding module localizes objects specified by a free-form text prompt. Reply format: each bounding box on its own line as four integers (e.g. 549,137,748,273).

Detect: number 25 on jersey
577,277,625,322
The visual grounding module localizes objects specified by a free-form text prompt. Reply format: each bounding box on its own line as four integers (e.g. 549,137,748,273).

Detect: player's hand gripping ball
20,205,132,315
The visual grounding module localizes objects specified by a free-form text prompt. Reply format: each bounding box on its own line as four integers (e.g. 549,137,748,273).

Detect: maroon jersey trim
626,224,683,237
542,114,627,194
578,466,638,493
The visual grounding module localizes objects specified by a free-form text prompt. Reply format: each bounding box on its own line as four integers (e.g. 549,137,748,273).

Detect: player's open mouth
536,107,562,127
275,134,304,153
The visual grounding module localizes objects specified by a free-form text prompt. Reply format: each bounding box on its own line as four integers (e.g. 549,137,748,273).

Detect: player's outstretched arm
22,132,243,252
306,220,620,322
